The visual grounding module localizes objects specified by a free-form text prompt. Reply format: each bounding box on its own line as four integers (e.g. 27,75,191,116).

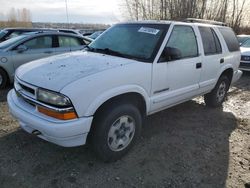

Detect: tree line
123,0,249,33
0,8,32,28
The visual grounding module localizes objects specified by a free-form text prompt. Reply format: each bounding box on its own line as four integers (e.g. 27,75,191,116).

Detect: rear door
198,26,223,92
11,35,54,70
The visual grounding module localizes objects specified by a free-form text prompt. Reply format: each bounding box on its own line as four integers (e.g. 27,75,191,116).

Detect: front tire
204,75,230,107
0,69,8,89
90,103,142,162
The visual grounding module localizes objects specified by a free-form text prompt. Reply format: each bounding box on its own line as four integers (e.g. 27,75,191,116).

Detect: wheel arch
219,67,234,85
93,92,148,118
0,66,10,86
83,85,150,117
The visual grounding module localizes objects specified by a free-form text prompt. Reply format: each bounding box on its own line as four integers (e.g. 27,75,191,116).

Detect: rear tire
90,102,142,162
204,75,230,107
0,69,8,89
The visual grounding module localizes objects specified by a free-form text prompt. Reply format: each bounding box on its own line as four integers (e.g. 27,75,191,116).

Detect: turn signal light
38,107,77,120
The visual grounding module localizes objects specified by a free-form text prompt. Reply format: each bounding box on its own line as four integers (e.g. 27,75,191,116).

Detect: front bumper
7,89,93,147
239,61,250,71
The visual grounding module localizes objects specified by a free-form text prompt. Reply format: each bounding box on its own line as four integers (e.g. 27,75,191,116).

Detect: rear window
219,27,239,52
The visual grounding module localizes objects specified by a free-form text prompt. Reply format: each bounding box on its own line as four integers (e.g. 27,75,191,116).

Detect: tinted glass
89,24,168,62
237,36,250,45
8,31,21,39
241,39,250,48
0,30,7,38
0,35,27,49
167,25,198,58
199,27,222,55
24,36,52,49
213,29,222,53
219,27,239,52
58,36,82,47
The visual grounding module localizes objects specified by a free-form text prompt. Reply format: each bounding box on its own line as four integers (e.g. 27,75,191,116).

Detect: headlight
37,88,72,107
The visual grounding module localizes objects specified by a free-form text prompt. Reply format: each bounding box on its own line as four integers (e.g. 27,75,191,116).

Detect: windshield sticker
138,27,160,35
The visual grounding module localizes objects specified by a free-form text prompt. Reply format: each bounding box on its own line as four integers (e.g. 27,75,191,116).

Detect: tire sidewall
0,69,8,89
213,76,230,105
92,103,142,161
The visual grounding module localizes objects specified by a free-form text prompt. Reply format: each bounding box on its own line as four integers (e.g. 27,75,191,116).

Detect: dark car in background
0,28,56,42
239,39,250,71
237,34,250,46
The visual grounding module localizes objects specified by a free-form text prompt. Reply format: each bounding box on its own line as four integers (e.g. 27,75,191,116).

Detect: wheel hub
216,81,226,102
107,115,135,151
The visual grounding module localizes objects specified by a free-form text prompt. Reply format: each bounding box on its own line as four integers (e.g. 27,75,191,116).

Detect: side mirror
161,47,182,62
16,45,28,53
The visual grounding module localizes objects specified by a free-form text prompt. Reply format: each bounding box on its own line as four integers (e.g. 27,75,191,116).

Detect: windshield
241,39,250,48
0,35,27,49
88,24,168,62
238,36,250,45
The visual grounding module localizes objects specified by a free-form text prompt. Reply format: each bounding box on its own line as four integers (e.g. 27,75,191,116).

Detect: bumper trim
8,89,93,147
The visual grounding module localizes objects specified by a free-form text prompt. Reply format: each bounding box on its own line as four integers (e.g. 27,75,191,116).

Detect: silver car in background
0,31,92,88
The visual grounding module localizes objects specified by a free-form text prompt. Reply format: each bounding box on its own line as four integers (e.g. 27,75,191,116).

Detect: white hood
16,51,135,91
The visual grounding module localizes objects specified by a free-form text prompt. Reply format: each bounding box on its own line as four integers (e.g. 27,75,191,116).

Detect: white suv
8,20,242,161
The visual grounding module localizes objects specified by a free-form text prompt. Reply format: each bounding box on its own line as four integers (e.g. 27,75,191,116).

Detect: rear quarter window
219,27,239,52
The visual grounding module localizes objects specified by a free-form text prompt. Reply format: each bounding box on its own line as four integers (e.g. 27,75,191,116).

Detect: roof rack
183,18,227,26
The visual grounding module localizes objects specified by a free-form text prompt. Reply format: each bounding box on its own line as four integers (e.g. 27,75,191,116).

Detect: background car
237,34,250,46
0,28,56,42
87,30,104,39
58,29,83,36
239,38,250,71
0,31,92,88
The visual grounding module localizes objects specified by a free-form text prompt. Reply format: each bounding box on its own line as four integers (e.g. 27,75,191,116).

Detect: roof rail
183,18,227,26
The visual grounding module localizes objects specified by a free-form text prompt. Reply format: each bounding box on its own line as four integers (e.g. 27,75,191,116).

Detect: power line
65,0,69,28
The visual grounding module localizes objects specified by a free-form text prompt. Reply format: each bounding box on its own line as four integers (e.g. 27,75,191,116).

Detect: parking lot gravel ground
0,73,249,188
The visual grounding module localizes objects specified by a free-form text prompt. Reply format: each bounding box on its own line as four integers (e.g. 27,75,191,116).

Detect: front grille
240,62,250,68
241,55,250,61
19,83,35,95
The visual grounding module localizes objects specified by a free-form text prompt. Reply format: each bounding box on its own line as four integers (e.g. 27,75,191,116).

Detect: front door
11,35,54,70
151,25,202,113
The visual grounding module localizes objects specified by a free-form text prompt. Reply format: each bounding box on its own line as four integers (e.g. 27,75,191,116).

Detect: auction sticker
138,27,160,35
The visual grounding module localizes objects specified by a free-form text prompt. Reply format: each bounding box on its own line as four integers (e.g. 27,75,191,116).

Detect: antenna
65,0,70,29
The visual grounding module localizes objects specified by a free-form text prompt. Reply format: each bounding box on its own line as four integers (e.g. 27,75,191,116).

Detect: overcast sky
0,0,125,24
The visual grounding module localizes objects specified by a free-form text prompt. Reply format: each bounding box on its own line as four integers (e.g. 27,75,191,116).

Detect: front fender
84,85,150,116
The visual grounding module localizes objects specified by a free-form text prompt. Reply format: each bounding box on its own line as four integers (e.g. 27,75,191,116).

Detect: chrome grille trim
16,89,74,113
14,77,74,113
15,76,37,99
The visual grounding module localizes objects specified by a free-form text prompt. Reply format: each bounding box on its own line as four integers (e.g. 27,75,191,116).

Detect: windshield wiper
86,47,126,58
100,48,126,58
85,45,94,51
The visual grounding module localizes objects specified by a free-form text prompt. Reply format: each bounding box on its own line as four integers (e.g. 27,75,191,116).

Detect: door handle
196,62,202,69
220,58,224,64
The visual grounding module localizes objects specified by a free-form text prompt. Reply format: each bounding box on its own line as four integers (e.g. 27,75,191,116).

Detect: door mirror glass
161,47,182,61
16,45,28,53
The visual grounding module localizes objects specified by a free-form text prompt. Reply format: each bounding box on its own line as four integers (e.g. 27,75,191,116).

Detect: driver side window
23,36,52,50
161,25,198,62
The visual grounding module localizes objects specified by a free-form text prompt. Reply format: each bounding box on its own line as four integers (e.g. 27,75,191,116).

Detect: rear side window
199,27,222,55
58,36,82,47
219,27,239,52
